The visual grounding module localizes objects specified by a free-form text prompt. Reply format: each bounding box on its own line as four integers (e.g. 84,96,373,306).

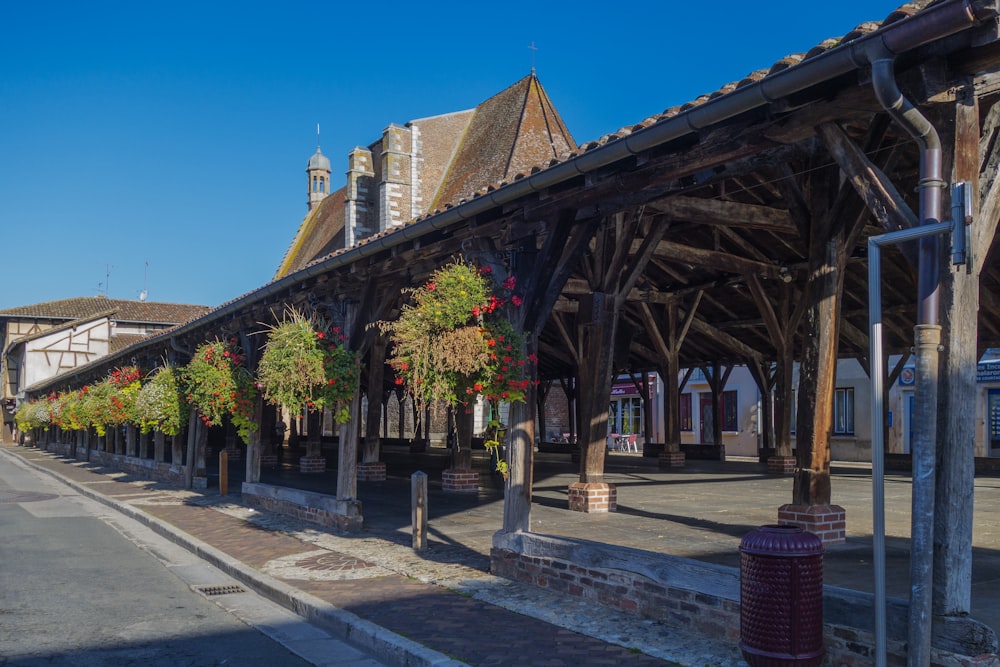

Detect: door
699,393,714,444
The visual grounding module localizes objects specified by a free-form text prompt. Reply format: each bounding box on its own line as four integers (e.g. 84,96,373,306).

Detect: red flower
317,332,325,339
426,281,436,291
471,306,481,317
487,339,496,347
394,377,404,385
400,362,409,371
511,295,522,307
473,383,483,392
503,275,516,290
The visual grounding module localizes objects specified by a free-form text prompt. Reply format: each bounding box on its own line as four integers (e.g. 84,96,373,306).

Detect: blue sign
979,362,1000,383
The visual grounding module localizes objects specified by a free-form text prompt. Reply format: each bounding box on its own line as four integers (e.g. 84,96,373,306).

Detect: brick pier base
357,461,387,482
568,482,617,513
658,450,686,468
778,503,846,545
260,454,278,468
442,468,478,493
767,455,796,474
299,455,326,474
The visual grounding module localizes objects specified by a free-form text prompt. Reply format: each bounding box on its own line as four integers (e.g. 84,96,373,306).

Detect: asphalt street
0,454,388,667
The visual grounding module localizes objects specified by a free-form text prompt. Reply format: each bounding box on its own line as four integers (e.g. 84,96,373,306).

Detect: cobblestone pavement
2,445,749,666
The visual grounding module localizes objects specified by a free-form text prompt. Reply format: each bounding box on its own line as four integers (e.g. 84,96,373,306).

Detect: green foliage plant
135,364,188,436
257,309,359,425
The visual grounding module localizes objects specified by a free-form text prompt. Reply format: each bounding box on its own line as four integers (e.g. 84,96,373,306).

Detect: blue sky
0,0,905,310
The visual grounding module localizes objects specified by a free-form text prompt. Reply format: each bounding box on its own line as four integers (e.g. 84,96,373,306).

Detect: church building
275,74,577,279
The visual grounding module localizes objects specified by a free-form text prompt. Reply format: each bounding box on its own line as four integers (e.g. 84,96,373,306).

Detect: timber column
569,291,617,513
358,333,387,482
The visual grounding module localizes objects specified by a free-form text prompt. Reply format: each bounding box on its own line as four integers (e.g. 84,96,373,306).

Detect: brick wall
241,482,362,532
490,531,997,666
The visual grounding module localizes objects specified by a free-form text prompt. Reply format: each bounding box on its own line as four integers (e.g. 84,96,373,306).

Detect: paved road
0,454,387,667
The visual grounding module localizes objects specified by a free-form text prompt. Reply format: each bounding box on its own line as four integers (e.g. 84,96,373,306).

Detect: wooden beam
642,239,782,278
816,122,919,235
646,196,795,232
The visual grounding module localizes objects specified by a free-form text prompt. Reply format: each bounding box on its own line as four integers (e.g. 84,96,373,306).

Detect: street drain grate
194,584,247,596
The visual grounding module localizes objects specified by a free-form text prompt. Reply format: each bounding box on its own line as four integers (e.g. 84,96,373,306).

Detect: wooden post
246,396,263,484
502,397,534,533
411,471,427,550
363,334,387,464
933,85,991,618
219,449,228,496
153,431,165,463
336,371,361,501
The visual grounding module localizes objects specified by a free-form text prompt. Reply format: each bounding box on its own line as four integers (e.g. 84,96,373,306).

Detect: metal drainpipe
870,53,944,667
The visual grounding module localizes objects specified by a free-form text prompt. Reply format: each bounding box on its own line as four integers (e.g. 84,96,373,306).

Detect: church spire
306,123,331,211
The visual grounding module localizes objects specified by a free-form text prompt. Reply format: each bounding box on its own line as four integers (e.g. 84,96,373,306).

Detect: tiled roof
0,296,211,325
430,74,576,211
108,334,148,354
274,185,347,279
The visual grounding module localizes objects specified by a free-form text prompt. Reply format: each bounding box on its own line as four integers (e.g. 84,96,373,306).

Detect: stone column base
767,455,796,474
260,454,279,468
778,503,846,545
299,455,326,473
568,482,617,513
442,468,478,493
658,450,686,468
357,461,387,482
223,446,243,461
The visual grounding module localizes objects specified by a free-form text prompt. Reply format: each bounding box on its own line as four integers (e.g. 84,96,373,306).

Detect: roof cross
528,41,538,73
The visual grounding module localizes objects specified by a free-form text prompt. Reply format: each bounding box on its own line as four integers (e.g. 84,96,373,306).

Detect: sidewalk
1,444,745,666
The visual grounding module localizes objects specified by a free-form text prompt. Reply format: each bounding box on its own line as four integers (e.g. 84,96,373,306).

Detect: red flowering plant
384,260,533,477
105,365,142,427
183,339,258,444
256,309,359,425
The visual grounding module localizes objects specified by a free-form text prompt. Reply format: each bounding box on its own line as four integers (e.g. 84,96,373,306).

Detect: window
312,175,318,192
320,177,326,193
679,393,693,431
722,390,738,432
834,387,855,435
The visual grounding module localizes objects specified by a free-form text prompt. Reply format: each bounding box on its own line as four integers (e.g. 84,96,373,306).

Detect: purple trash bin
739,525,824,667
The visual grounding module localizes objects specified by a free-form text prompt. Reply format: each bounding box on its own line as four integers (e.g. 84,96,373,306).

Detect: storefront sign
978,362,1000,383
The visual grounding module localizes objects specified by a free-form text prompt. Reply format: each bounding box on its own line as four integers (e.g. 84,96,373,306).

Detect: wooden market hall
17,1,1000,663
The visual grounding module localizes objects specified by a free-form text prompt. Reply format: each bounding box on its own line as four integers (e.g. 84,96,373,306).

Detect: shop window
722,390,738,432
679,393,692,431
834,387,855,435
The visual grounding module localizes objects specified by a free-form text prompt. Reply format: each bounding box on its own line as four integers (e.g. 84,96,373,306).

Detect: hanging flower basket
135,364,188,436
383,259,534,478
256,309,359,425
184,339,258,443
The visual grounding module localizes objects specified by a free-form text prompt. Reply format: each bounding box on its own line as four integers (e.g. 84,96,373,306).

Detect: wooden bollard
219,449,228,496
412,471,427,550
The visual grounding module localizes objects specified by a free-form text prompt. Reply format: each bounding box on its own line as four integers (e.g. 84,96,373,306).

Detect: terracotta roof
274,186,347,279
0,296,210,325
108,334,148,354
430,74,576,210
